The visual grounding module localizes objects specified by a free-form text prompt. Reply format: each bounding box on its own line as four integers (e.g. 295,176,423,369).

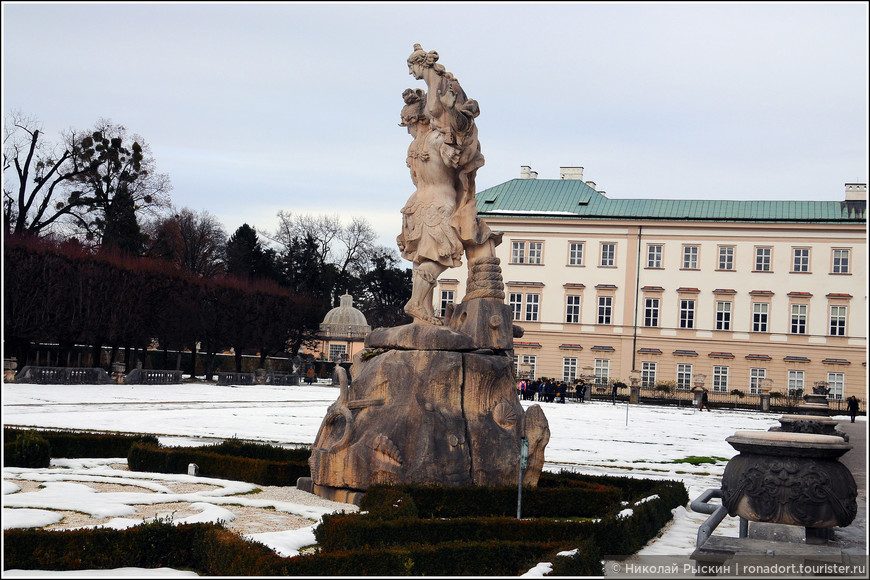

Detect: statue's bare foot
405,303,444,325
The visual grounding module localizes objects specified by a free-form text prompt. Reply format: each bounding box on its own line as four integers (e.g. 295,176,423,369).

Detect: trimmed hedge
3,521,570,576
357,471,622,519
127,442,310,486
4,430,51,468
3,427,158,461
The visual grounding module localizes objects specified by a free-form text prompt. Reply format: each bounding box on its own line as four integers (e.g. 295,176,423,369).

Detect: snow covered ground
2,382,864,577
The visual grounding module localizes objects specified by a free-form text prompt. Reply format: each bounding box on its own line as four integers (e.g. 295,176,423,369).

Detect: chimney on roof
845,183,867,201
520,165,538,179
559,166,584,180
585,180,597,190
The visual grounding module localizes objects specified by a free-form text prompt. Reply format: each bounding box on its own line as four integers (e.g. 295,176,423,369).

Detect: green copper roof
476,179,867,223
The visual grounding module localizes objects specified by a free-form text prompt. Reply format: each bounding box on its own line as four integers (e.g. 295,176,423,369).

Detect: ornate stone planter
771,414,848,441
721,430,857,544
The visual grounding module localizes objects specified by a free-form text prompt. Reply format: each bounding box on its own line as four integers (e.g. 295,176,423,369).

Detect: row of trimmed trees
4,235,322,379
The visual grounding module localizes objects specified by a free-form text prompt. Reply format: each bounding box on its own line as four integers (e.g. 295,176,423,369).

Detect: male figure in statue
397,44,501,325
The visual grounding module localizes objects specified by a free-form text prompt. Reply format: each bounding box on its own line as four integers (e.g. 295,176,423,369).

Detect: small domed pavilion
316,294,371,362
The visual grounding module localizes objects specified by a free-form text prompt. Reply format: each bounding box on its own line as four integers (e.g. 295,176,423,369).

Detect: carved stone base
308,346,550,497
721,431,857,535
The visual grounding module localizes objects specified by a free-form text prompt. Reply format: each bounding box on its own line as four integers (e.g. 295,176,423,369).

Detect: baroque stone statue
303,45,550,504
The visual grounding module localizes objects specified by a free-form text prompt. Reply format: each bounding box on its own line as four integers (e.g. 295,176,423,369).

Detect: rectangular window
790,304,807,334
713,366,729,393
641,361,657,387
600,243,616,267
647,245,663,268
563,357,578,383
752,302,769,332
520,354,537,380
565,295,581,323
328,344,347,362
439,290,454,317
511,241,526,264
830,305,847,336
527,242,543,265
682,246,699,269
755,247,772,271
827,372,844,400
788,370,805,395
644,298,660,327
749,368,766,395
718,246,735,271
680,299,695,329
594,359,610,385
525,293,540,322
568,242,584,266
832,249,850,273
597,296,613,325
676,364,693,390
509,293,523,321
792,248,810,272
716,301,732,331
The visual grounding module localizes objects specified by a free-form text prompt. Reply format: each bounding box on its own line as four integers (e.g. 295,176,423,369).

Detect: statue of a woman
397,44,501,325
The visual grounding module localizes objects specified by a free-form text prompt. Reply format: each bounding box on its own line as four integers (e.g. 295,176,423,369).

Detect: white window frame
600,243,616,267
676,364,693,390
641,361,657,387
527,241,543,265
644,297,660,328
568,242,584,266
565,295,581,323
755,247,772,272
712,365,729,393
792,247,810,273
790,304,808,335
563,357,578,383
682,245,699,269
715,301,732,331
597,295,613,325
525,293,540,322
749,368,766,395
827,372,845,400
788,370,805,395
832,249,850,274
520,354,537,380
752,302,769,332
680,299,695,329
594,359,610,385
328,343,347,362
829,305,847,336
511,241,526,264
718,246,734,271
439,290,454,318
647,244,663,268
509,293,523,321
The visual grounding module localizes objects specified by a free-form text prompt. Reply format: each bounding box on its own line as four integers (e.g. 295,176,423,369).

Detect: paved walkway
835,419,867,555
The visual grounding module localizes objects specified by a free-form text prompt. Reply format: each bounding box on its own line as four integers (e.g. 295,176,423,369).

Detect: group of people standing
518,378,587,404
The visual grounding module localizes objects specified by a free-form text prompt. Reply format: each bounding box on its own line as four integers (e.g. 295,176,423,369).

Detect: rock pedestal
305,300,550,504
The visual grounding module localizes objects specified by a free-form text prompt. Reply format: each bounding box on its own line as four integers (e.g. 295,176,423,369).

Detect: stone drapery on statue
303,45,549,504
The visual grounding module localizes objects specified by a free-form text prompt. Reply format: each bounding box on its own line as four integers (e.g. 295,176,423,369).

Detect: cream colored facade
443,172,867,401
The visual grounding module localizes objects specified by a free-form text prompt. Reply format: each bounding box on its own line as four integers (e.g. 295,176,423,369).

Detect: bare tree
145,207,227,277
3,114,171,244
3,112,89,236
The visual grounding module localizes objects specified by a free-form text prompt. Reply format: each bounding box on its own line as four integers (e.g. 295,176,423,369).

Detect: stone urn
771,414,848,441
721,430,857,544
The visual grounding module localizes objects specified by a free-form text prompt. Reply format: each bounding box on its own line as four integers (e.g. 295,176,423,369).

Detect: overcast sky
3,2,867,250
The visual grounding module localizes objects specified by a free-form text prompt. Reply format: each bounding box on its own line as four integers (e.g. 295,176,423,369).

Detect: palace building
442,166,867,401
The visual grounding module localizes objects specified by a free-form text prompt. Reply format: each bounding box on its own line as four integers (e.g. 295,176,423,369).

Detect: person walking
846,395,859,423
699,388,712,412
